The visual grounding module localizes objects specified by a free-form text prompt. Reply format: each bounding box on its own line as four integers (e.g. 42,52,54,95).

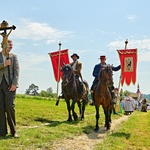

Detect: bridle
99,65,113,87
62,65,74,86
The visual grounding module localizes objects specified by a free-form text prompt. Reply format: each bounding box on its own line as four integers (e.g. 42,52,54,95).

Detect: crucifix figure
0,20,16,57
0,20,16,86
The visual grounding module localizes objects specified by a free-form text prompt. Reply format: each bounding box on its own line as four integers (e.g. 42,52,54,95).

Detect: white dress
124,96,133,112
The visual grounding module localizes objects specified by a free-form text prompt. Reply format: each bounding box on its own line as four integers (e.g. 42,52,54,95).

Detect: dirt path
51,115,129,150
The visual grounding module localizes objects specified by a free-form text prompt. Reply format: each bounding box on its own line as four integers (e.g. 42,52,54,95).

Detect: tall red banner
117,49,137,86
49,49,70,82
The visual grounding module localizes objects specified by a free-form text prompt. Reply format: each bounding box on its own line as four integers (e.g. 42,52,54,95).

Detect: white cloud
138,51,150,62
127,15,138,21
107,39,150,62
12,19,73,44
18,53,49,71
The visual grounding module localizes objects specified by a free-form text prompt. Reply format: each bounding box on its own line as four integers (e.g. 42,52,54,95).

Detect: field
0,96,150,150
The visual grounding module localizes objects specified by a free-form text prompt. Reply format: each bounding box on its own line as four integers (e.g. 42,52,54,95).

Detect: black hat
71,53,79,59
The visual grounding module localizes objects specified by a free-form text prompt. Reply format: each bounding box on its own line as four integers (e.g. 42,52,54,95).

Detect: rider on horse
59,53,84,99
70,53,85,95
90,55,120,105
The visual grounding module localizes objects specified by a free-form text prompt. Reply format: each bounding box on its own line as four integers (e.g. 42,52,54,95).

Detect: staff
55,42,62,105
0,20,16,87
115,39,128,110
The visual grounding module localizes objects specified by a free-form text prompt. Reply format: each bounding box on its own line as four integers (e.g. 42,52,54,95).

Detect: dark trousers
0,76,16,136
75,75,83,94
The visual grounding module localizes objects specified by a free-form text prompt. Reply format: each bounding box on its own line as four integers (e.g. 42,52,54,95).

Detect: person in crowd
112,88,119,114
141,99,147,112
124,93,134,115
0,40,20,138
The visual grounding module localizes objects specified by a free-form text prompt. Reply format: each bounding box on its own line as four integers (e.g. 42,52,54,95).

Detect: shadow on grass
81,125,111,140
0,135,14,140
82,125,96,134
81,126,131,141
34,117,80,127
111,132,131,139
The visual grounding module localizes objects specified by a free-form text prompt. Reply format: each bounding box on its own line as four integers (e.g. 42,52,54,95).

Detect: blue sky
1,0,150,94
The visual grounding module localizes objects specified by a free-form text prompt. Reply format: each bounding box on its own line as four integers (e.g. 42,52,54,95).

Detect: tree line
25,83,57,98
25,84,150,101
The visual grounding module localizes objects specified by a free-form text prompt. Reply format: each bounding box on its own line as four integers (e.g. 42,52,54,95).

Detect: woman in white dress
124,93,134,115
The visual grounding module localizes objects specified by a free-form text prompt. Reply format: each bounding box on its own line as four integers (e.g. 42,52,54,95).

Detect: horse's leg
77,101,82,119
80,92,89,120
103,108,111,130
109,106,112,124
94,105,100,132
81,96,88,120
66,100,72,122
81,100,85,120
71,98,78,121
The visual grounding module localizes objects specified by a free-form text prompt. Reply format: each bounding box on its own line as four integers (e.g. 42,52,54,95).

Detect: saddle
75,79,87,96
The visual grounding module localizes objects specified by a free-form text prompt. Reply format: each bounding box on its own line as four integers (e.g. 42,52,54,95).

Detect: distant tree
39,90,57,98
25,83,39,95
47,87,53,93
25,89,30,95
39,90,48,97
123,90,131,96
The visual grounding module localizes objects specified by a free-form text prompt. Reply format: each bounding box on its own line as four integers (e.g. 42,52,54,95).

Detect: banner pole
56,42,61,101
115,39,128,111
118,39,128,90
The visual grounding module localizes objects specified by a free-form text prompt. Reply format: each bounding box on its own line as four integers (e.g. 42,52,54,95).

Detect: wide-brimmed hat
71,53,79,59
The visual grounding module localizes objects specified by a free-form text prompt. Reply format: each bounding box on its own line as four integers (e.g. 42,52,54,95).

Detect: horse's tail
83,80,89,105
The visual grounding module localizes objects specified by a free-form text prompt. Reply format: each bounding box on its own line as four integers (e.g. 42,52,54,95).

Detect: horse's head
99,64,113,87
61,64,73,86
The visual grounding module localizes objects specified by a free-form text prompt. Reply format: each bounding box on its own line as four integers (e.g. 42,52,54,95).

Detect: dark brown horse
60,64,89,121
93,65,113,131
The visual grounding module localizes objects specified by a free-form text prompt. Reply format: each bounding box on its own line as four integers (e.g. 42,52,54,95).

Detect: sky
0,0,150,94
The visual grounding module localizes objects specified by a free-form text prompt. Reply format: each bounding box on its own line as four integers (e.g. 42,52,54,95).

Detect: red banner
117,49,137,86
49,49,70,82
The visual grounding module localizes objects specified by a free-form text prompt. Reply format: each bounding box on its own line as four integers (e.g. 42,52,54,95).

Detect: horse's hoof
74,116,78,121
67,118,72,122
94,127,99,132
106,127,110,130
80,117,84,121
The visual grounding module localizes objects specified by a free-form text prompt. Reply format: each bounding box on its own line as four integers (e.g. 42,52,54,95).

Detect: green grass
95,111,150,150
0,97,102,149
0,96,149,150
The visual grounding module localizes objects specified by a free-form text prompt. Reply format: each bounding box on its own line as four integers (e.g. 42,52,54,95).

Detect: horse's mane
62,64,73,72
98,64,113,85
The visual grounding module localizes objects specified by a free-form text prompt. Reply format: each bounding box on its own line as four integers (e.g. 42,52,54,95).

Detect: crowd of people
121,94,149,115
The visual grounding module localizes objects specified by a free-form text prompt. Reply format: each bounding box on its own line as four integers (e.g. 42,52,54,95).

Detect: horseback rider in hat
90,55,120,105
59,53,84,99
70,53,84,95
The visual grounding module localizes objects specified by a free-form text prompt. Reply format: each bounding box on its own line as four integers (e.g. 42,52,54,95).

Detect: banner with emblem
49,49,70,82
117,49,137,86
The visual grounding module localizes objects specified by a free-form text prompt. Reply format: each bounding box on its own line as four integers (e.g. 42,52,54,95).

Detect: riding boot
109,86,115,104
56,93,64,106
59,93,64,99
79,82,84,95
